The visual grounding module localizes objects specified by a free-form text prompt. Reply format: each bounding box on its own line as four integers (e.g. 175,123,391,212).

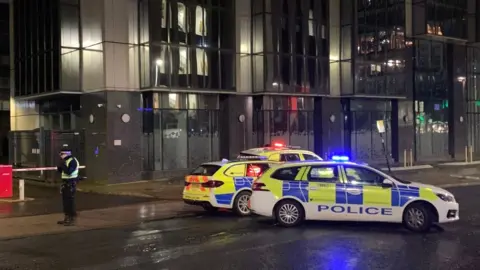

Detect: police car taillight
202,180,224,188
252,182,269,191
247,165,263,177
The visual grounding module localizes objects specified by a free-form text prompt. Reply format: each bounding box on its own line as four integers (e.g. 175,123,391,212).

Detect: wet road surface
0,185,154,218
1,185,479,270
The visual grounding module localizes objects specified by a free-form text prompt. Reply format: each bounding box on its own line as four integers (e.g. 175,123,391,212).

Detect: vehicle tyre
202,205,218,213
403,202,434,233
275,200,305,227
233,191,252,216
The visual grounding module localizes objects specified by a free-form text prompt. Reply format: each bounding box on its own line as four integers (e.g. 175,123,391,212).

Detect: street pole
380,133,391,172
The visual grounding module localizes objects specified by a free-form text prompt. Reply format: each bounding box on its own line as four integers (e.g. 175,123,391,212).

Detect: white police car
249,156,459,232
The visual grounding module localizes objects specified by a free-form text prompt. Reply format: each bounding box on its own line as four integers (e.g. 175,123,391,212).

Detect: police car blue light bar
331,155,349,161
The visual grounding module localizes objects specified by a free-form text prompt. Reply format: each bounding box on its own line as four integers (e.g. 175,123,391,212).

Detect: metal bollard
403,149,407,167
469,145,473,163
465,146,468,163
19,179,24,201
409,149,413,167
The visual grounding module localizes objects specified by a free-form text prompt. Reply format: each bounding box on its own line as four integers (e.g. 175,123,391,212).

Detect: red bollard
0,165,12,198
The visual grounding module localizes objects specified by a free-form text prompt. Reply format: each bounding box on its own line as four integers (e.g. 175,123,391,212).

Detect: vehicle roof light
331,155,349,162
237,155,267,160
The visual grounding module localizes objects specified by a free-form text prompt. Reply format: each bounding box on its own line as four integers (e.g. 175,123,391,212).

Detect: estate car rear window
190,165,222,176
271,166,302,180
280,154,301,162
303,154,321,161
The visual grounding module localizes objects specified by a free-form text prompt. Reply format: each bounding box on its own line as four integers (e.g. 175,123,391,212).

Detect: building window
142,93,220,170
356,1,407,96
252,96,314,150
140,0,234,90
425,1,467,40
253,0,328,93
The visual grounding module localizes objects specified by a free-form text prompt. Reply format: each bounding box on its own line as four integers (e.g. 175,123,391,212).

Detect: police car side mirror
382,179,394,188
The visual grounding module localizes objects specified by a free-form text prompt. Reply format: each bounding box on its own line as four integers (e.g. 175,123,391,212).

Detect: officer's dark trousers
61,180,77,218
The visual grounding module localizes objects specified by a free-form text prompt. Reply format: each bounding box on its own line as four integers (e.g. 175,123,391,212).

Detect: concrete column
235,0,251,93
448,44,468,159
329,0,341,96
103,0,139,91
320,98,344,158
219,95,250,159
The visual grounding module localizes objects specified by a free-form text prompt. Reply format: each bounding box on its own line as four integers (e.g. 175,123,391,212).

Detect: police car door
305,164,346,221
341,165,397,222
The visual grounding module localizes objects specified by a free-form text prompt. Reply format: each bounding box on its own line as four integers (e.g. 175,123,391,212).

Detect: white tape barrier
12,166,86,201
13,166,86,172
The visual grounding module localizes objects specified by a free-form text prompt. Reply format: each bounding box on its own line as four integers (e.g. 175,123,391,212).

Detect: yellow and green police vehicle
249,156,459,232
183,143,323,216
183,158,274,216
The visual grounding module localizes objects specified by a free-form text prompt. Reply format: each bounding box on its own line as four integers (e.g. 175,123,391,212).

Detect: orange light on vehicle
247,165,263,177
273,142,284,148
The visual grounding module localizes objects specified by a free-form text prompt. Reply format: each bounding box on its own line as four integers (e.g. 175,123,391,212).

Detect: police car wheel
275,200,304,227
233,191,252,216
403,203,433,232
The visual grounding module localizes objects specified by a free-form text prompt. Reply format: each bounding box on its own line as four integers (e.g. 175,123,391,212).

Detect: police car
238,142,322,162
249,156,459,232
183,143,322,216
183,158,275,216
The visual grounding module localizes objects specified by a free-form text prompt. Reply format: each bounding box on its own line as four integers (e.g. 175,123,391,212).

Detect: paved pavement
0,201,202,240
0,184,476,269
77,179,183,200
0,184,154,218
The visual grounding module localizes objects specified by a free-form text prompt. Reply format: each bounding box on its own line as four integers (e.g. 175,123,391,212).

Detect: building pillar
317,97,344,158
235,0,251,93
218,94,251,159
448,44,468,160
80,0,143,184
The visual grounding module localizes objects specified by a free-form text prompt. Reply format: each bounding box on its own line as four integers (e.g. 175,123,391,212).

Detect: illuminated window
196,48,208,76
308,10,314,37
195,6,207,36
188,94,197,109
161,1,205,36
427,24,443,36
168,93,178,108
179,43,189,74
178,3,187,32
161,0,167,28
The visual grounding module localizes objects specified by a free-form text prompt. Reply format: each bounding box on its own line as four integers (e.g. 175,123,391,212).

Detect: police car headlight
436,193,455,202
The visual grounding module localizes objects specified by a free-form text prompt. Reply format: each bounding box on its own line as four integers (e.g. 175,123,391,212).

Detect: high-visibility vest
62,157,79,179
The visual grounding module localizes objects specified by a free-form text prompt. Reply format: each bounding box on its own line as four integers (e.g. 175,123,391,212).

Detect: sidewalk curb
0,211,202,241
450,175,480,180
0,197,35,203
380,165,434,171
439,182,480,188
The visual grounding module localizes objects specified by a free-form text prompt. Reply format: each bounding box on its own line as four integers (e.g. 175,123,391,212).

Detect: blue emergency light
331,155,349,162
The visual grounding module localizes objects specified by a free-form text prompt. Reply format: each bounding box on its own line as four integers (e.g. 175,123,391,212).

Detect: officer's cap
59,147,72,155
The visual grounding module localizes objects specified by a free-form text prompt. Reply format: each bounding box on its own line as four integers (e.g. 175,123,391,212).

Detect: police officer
56,148,80,226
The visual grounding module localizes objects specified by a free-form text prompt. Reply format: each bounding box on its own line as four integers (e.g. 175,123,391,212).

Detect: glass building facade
8,0,480,183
